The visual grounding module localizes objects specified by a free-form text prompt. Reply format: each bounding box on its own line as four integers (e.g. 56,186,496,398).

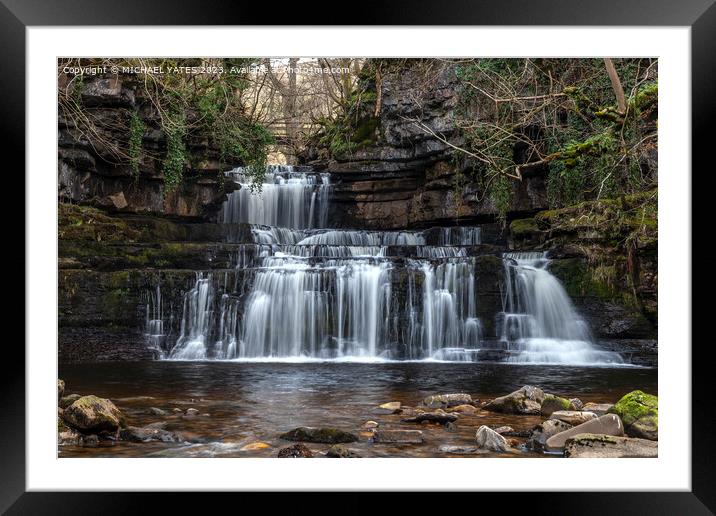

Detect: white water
500,252,623,365
158,166,624,365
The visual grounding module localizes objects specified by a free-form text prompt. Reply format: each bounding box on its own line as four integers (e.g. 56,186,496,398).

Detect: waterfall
500,252,623,364
159,164,624,365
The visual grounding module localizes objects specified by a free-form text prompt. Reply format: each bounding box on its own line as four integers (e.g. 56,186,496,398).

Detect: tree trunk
603,58,627,114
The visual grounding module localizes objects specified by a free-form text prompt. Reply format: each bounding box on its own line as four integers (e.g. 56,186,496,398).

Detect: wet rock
528,419,573,451
147,407,168,416
582,402,614,416
280,427,358,444
493,426,514,435
483,385,545,415
423,393,473,409
59,394,82,409
540,394,573,416
475,425,509,452
240,442,271,451
185,408,199,416
401,412,459,425
608,390,658,440
449,404,478,414
362,421,379,429
439,445,478,454
375,401,402,414
569,398,584,410
445,422,458,432
58,379,65,402
58,417,80,446
119,425,181,443
172,408,183,413
277,443,313,458
326,444,361,458
372,429,424,444
62,395,125,434
564,434,658,458
549,411,598,426
545,414,624,452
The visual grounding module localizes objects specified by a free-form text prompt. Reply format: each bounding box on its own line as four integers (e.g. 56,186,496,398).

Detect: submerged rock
401,412,459,425
439,445,479,454
280,427,358,444
528,419,573,451
277,443,313,458
119,425,181,443
59,394,82,409
564,433,657,458
449,404,478,414
483,385,545,415
549,410,597,426
475,425,509,452
423,393,473,409
79,434,99,447
62,395,125,434
375,401,402,414
362,421,379,429
372,429,424,444
608,390,658,440
326,444,361,458
540,394,573,416
147,407,168,416
545,414,624,452
240,442,271,451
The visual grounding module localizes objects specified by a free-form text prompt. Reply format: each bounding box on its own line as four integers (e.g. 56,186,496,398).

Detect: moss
608,390,658,428
569,433,620,445
509,218,539,237
58,203,141,242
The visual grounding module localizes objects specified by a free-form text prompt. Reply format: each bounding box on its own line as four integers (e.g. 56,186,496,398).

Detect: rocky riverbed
57,361,657,458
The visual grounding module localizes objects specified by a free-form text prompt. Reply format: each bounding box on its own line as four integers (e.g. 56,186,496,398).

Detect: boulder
475,425,509,452
564,434,658,458
119,425,181,443
540,394,573,416
185,408,200,416
545,414,624,452
493,426,514,435
582,402,614,416
147,407,168,416
401,412,459,425
449,404,478,414
423,393,473,408
608,390,658,440
549,411,598,426
483,385,545,415
62,395,125,434
59,394,82,409
528,419,573,451
280,427,358,444
277,443,313,458
570,398,584,410
372,429,424,444
57,379,65,402
362,421,379,429
326,444,361,458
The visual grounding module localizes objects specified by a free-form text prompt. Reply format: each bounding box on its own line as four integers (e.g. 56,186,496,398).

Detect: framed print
5,0,711,511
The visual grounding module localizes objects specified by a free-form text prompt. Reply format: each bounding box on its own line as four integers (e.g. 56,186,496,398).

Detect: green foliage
489,174,512,227
161,106,187,192
128,111,145,177
216,119,274,190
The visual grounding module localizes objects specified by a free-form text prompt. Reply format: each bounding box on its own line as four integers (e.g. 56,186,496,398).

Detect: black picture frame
5,0,708,512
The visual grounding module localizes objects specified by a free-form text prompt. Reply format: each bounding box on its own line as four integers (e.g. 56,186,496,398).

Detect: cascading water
499,252,623,364
158,165,624,365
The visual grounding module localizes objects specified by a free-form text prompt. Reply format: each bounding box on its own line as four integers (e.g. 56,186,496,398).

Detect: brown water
58,361,657,458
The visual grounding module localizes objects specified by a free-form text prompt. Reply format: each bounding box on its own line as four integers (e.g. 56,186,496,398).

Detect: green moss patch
608,390,658,428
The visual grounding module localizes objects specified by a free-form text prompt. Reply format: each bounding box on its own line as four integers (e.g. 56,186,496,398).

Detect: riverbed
58,361,657,458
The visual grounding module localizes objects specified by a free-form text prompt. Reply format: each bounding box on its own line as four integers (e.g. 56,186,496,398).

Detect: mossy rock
59,393,82,409
608,390,658,440
540,394,573,416
62,395,126,434
279,427,358,444
510,218,539,237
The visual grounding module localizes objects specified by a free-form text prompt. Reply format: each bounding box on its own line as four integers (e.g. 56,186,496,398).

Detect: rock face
483,385,545,415
564,434,657,458
545,414,624,452
475,425,509,452
279,427,358,444
62,395,125,434
608,390,658,440
58,73,235,219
